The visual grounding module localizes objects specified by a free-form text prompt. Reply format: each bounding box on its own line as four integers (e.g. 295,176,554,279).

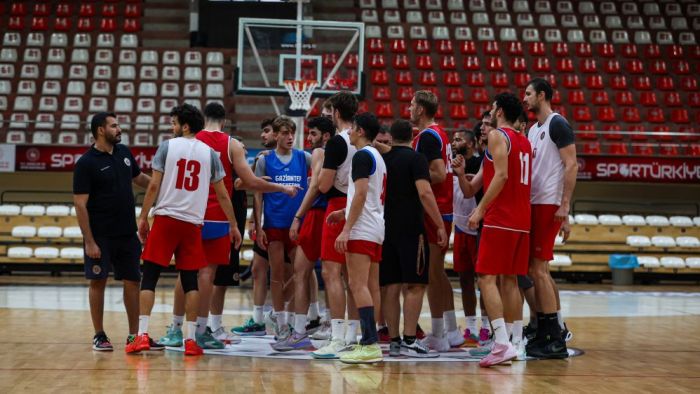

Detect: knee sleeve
180,269,199,293
140,261,162,291
518,275,534,290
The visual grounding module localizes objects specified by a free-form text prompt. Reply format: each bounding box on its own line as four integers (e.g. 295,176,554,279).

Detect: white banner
0,144,16,172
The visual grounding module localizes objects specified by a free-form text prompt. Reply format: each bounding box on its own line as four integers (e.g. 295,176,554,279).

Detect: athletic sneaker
479,342,517,367
420,334,450,352
377,326,390,343
184,338,204,356
561,323,573,342
416,324,426,340
389,340,401,357
400,340,439,358
469,340,494,358
478,328,492,346
523,324,537,341
463,328,480,345
526,337,568,359
446,328,465,347
231,318,266,336
211,326,241,345
274,324,291,342
157,325,183,347
148,337,165,351
125,334,151,354
310,321,331,340
271,332,313,352
311,338,346,359
339,343,383,364
305,317,322,335
92,332,113,351
514,341,527,361
196,327,225,349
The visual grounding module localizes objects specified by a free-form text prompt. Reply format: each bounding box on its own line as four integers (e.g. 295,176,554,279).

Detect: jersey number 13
175,159,201,191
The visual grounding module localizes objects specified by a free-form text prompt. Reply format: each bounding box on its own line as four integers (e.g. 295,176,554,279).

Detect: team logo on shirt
92,265,102,275
539,132,545,140
124,158,131,167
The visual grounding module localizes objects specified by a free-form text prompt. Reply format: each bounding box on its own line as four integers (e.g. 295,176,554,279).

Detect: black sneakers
525,336,568,359
92,332,113,351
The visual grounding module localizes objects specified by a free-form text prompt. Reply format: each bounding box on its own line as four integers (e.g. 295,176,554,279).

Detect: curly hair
170,103,204,134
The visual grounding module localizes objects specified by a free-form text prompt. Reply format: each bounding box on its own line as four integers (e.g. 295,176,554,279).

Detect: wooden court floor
0,276,698,393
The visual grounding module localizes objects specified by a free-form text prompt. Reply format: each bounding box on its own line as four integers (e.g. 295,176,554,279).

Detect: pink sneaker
479,342,517,368
463,328,479,345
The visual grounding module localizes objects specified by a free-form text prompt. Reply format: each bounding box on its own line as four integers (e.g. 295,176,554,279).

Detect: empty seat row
5,129,175,146
6,246,83,259
7,2,142,18
3,32,138,48
638,257,700,269
573,214,700,227
626,235,700,248
6,16,141,33
11,225,81,239
0,48,225,66
0,64,223,83
0,205,155,217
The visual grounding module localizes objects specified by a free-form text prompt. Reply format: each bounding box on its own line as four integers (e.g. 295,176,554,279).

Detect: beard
105,133,121,145
454,146,467,157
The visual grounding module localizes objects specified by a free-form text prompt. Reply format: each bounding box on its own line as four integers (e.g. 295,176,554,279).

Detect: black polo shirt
73,144,140,238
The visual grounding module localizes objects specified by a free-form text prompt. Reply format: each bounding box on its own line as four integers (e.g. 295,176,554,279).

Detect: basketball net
284,80,317,111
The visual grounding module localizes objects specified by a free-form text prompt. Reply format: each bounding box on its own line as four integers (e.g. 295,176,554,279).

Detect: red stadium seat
344,53,359,69
370,54,385,69
653,126,672,142
603,60,621,74
681,77,698,91
393,54,410,70
491,73,509,88
568,91,585,105
633,76,651,90
533,58,551,72
580,59,597,73
413,39,430,53
373,87,390,101
646,108,665,123
507,42,523,56
398,87,415,102
608,143,628,155
100,18,117,32
582,142,601,155
77,18,95,32
598,107,616,122
33,3,50,16
79,4,95,17
486,57,503,71
443,72,460,86
450,104,469,119
514,73,531,87
657,76,674,91
390,39,406,53
573,107,592,122
621,44,638,58
528,42,546,56
592,91,610,105
598,43,615,58
470,88,489,103
437,40,453,54
690,45,700,59
611,76,628,90
629,125,648,142
510,57,526,72
376,103,394,118
651,60,668,75
671,109,690,123
419,71,436,85
371,70,388,85
123,19,140,33
615,92,634,106
395,71,412,85
551,90,561,105
576,43,592,57
664,92,681,107
604,125,621,138
399,104,410,118
626,60,644,74
102,4,117,17
125,4,142,18
659,145,679,156
562,75,580,89
472,104,490,119
673,60,690,75
31,17,48,31
56,3,73,17
666,45,683,59
447,88,465,103
640,92,658,107
416,55,433,70
368,38,384,53
577,124,597,140
467,73,485,87
644,44,661,58
553,43,569,57
8,16,24,30
622,108,641,123
544,74,558,89
54,17,71,32
556,59,574,73
633,144,655,156
460,41,477,55
463,56,480,71
586,75,604,89
687,144,700,157
689,93,700,107
10,2,27,16
484,41,499,55
440,55,456,70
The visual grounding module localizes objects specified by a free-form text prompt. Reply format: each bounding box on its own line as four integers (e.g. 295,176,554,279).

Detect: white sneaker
400,340,440,358
420,334,450,352
446,328,465,348
311,338,346,359
310,321,331,340
514,341,527,361
212,326,241,345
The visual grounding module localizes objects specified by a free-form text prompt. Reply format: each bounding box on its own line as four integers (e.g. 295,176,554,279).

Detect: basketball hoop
284,80,318,111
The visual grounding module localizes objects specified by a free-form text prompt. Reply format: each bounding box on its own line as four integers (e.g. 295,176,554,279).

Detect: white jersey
152,137,226,225
453,177,477,235
346,146,386,244
528,112,565,205
333,128,357,194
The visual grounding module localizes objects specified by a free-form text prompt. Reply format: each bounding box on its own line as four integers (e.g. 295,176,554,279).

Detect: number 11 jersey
151,137,226,225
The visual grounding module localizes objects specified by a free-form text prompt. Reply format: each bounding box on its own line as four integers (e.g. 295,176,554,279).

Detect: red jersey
412,124,453,215
195,130,233,221
482,127,532,232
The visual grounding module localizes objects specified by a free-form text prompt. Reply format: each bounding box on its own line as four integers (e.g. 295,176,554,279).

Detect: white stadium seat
118,65,136,80
206,51,224,65
206,84,225,99
554,235,564,245
626,236,651,247
686,258,700,269
667,216,692,227
622,215,646,226
206,67,224,81
551,255,572,266
60,247,84,259
8,247,33,259
36,114,54,130
676,237,700,248
512,0,529,12
57,132,78,145
63,227,82,238
638,256,660,268
651,236,676,248
46,205,70,216
3,32,21,47
97,33,115,48
0,204,21,216
21,64,39,79
660,257,685,269
21,205,45,216
70,207,77,216
38,226,62,238
95,49,113,64
574,214,598,225
646,216,670,227
694,217,700,226
50,32,67,47
120,34,138,48
119,49,137,64
242,249,254,261
12,226,37,238
185,67,202,81
163,51,181,65
162,66,181,81
185,51,202,65
598,215,622,226
140,66,158,80
69,65,87,80
6,131,26,144
386,25,404,39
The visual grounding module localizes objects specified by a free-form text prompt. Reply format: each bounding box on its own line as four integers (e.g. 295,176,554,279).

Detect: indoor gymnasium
0,0,699,392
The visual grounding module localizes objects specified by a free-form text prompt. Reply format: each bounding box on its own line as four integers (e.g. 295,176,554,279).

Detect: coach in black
73,112,151,352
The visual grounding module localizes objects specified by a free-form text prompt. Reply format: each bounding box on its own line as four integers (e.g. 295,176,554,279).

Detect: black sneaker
525,337,568,359
93,332,113,351
523,324,537,341
305,317,321,334
148,336,165,351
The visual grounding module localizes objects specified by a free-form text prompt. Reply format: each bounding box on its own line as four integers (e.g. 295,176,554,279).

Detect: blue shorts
84,234,141,281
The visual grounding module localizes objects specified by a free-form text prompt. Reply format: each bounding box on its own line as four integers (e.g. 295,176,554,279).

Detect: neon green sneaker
157,325,183,347
196,327,225,349
339,343,383,364
231,318,266,336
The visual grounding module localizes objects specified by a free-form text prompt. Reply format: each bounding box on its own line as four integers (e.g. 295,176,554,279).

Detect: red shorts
530,204,561,262
476,226,529,276
321,197,347,264
265,228,297,255
203,235,231,265
453,229,478,273
347,240,382,263
424,214,453,254
298,207,325,262
141,215,207,271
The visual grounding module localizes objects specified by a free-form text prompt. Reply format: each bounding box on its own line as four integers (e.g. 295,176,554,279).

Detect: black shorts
214,201,247,287
380,233,429,287
518,275,534,290
84,234,141,281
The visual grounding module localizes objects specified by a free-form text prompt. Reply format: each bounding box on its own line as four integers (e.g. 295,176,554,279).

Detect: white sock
431,318,445,338
481,315,490,332
345,320,360,344
287,312,296,326
512,320,523,345
209,314,223,332
294,314,307,335
444,310,458,332
253,305,264,324
466,316,478,334
196,316,208,335
185,321,197,340
557,310,565,330
491,318,508,345
173,315,184,329
138,315,149,335
307,302,320,320
506,322,513,339
331,319,345,341
276,310,288,327
323,308,331,322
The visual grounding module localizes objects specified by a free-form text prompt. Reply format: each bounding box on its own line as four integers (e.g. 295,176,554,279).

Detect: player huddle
94,77,576,366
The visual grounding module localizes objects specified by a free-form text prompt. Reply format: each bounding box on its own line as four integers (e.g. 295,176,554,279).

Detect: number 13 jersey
151,137,226,225
482,127,532,233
